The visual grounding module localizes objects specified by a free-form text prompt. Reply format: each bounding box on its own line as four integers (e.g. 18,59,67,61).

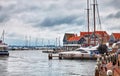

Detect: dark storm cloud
0,4,16,23
109,26,120,30
107,11,120,19
0,14,9,23
0,6,2,10
0,1,41,23
0,0,85,26
106,0,120,9
37,15,84,27
111,0,120,9
0,5,10,23
13,5,41,14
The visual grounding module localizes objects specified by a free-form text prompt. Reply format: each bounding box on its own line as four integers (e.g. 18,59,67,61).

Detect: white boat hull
0,51,9,56
60,53,98,59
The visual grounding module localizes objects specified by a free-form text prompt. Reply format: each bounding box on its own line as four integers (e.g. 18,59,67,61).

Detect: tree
97,44,108,54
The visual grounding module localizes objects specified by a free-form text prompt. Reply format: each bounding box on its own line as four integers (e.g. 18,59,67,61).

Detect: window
76,49,88,53
90,50,99,54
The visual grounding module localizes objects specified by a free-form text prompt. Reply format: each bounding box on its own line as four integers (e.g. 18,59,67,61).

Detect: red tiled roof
80,31,110,40
68,36,83,41
95,31,108,36
64,33,75,40
80,32,92,36
112,33,120,40
80,31,109,36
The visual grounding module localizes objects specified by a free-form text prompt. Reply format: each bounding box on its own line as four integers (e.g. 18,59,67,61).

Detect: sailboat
0,30,9,56
59,0,103,59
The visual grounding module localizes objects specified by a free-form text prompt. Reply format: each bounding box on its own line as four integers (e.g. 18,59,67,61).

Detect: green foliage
97,44,108,54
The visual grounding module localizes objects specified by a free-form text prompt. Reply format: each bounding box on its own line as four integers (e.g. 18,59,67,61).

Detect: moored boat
59,46,100,59
0,40,9,56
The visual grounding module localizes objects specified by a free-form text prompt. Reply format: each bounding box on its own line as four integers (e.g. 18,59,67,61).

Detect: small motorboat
59,46,100,59
0,40,9,56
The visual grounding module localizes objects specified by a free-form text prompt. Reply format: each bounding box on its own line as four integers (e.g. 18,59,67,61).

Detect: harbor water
0,50,96,76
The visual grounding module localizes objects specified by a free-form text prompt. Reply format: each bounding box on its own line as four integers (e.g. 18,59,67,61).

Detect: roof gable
112,33,120,40
63,33,75,40
80,31,108,36
68,36,84,41
80,32,92,36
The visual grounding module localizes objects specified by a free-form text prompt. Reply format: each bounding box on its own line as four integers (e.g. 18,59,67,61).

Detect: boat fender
107,70,112,76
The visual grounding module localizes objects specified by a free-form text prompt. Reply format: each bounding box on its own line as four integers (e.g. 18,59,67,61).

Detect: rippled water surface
0,50,96,76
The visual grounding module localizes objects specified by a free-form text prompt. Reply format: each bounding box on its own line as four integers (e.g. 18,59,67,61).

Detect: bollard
107,70,112,76
108,55,111,63
106,56,108,64
95,65,99,76
97,57,100,62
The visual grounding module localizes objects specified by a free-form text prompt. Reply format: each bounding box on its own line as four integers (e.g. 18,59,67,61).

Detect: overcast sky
0,0,120,46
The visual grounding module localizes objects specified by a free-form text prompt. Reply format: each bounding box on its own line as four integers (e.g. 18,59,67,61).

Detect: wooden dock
42,50,58,53
95,53,120,76
48,53,62,60
42,49,64,53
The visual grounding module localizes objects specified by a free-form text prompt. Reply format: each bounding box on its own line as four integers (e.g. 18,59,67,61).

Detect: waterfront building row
63,31,120,51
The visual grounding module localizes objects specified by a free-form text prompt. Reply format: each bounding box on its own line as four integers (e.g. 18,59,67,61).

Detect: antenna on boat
58,36,60,47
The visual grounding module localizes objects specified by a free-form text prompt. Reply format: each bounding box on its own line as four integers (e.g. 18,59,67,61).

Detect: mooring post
95,65,99,76
48,53,52,60
59,54,62,60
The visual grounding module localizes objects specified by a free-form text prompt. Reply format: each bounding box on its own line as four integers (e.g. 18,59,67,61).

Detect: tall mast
93,0,96,45
2,30,5,42
25,35,28,47
87,0,90,45
42,38,44,47
35,38,38,46
29,36,31,47
59,36,60,47
56,38,57,47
